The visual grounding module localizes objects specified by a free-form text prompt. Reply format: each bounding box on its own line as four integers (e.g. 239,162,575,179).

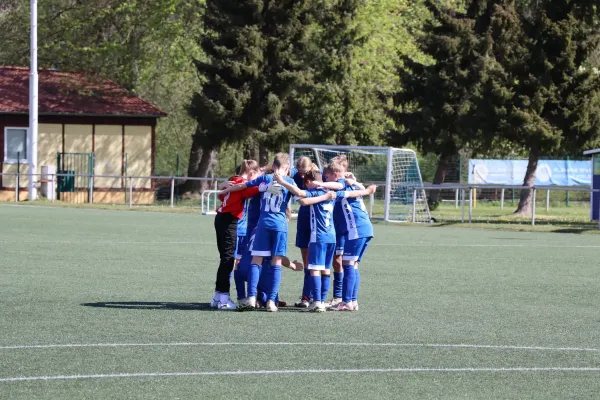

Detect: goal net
289,145,432,223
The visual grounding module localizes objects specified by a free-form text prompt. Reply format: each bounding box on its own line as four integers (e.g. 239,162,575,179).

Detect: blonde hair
238,159,259,176
324,160,344,175
261,164,274,175
272,152,290,171
331,154,348,170
295,156,313,172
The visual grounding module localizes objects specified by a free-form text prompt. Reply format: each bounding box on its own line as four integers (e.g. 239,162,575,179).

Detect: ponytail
239,159,259,176
295,156,313,172
331,154,348,170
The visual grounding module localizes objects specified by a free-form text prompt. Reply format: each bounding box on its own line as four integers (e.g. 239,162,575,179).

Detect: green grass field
6,197,599,233
2,205,600,399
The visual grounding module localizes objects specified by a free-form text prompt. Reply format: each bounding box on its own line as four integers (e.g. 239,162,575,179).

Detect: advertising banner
468,160,591,186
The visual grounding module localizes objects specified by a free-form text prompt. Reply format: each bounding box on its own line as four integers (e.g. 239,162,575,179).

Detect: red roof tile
0,66,166,117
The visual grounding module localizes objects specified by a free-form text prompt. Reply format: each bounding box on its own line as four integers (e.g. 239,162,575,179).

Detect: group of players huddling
210,152,376,312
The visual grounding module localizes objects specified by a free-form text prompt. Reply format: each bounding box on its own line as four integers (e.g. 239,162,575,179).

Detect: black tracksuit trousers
214,212,238,294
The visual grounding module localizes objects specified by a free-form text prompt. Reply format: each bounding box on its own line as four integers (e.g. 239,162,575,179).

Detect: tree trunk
514,147,539,215
258,142,269,166
243,140,257,161
184,133,217,193
428,153,452,207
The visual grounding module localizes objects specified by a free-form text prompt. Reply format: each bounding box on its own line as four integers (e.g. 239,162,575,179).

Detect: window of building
4,127,28,163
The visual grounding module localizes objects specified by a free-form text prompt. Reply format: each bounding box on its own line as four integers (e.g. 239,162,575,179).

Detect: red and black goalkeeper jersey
217,175,260,219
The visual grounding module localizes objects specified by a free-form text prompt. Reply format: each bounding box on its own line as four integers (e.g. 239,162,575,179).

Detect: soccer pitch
2,205,600,399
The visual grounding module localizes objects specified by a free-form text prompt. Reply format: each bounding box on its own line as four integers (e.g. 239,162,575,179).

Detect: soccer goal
289,144,432,223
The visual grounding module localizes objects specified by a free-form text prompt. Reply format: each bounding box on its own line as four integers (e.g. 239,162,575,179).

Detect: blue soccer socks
310,275,322,302
321,274,331,304
247,264,260,298
234,269,246,300
302,268,312,299
352,268,360,302
333,271,343,299
268,265,282,301
342,265,356,304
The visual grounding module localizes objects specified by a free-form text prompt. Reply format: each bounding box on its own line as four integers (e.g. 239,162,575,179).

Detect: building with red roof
0,66,166,203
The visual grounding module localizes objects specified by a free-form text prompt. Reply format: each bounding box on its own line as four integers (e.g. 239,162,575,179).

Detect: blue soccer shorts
308,242,336,270
251,229,288,258
342,237,372,263
335,233,346,256
295,211,311,249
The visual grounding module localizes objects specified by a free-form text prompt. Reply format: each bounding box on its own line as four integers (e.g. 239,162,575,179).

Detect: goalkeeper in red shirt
212,160,263,310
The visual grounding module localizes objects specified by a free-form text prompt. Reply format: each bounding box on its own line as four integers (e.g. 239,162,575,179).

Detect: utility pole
28,0,38,200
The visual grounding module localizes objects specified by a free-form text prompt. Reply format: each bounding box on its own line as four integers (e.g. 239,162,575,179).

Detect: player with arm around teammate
290,156,317,308
301,182,377,311
211,160,261,310
275,169,337,312
314,160,352,308
232,166,266,307
219,153,296,312
235,176,300,310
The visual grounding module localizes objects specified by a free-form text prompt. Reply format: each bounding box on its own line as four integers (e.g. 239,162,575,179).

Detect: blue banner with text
468,160,591,186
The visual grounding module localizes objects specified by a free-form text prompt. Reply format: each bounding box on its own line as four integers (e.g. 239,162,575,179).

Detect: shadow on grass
551,228,599,234
82,301,213,311
82,301,306,312
430,220,598,233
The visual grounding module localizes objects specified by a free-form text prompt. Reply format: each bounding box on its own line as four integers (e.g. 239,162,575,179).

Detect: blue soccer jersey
291,166,322,221
237,200,248,237
335,185,374,240
291,167,311,222
246,191,262,232
291,167,311,248
332,178,351,235
246,174,296,232
304,188,335,244
290,167,304,189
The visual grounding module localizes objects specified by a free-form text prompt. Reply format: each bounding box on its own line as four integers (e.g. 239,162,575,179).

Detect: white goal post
289,144,432,223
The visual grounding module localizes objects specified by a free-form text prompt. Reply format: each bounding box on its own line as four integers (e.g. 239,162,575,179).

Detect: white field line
1,240,600,249
0,204,199,212
2,342,600,353
372,243,600,248
0,240,216,245
3,367,600,383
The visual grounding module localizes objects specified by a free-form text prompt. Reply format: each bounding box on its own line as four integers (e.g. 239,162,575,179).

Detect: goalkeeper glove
266,183,283,196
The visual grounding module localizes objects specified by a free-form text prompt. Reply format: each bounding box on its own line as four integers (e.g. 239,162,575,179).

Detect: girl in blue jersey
275,169,337,312
219,153,297,312
312,174,377,311
233,167,265,306
334,181,376,311
235,168,301,310
291,156,316,308
317,158,351,307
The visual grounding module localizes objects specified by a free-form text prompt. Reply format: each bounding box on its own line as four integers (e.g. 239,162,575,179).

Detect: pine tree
245,0,315,163
187,0,314,188
481,0,600,215
299,0,388,146
186,1,262,190
390,0,493,207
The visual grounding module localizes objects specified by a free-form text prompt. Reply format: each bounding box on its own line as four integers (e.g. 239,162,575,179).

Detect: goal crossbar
289,145,432,223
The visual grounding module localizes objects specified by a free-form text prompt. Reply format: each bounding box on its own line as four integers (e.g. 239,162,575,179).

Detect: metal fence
0,172,226,208
1,171,379,215
1,172,598,228
416,184,599,228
